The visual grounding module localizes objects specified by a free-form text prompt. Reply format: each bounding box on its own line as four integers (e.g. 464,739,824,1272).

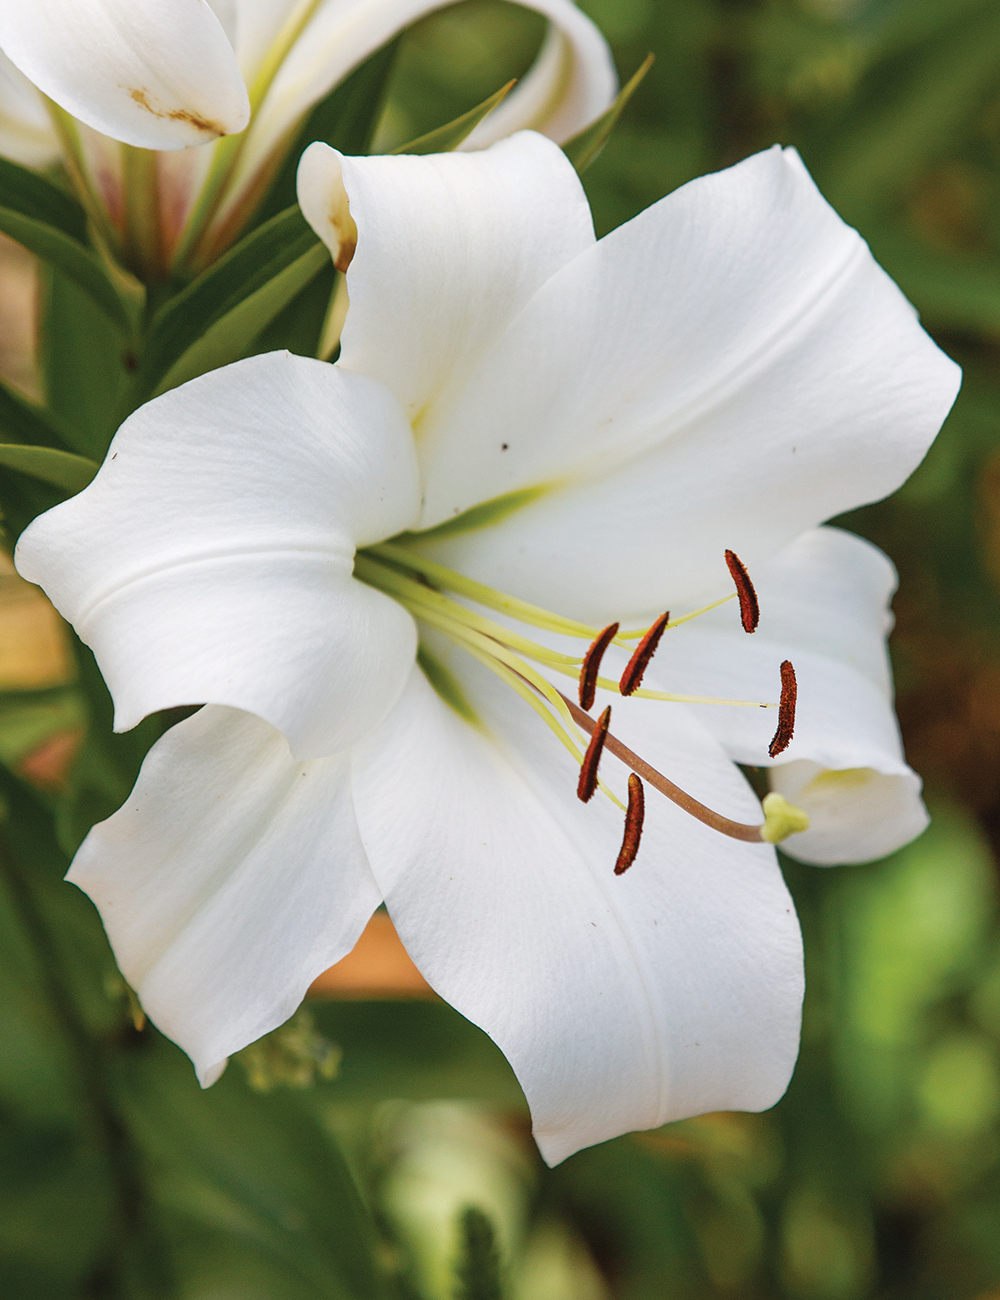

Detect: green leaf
562,55,654,173
0,377,77,453
0,208,136,337
0,446,97,494
118,1037,392,1300
39,267,130,460
0,156,87,242
154,242,328,395
391,80,516,155
129,206,323,404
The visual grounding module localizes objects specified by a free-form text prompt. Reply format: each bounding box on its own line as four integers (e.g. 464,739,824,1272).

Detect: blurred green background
5,0,1000,1295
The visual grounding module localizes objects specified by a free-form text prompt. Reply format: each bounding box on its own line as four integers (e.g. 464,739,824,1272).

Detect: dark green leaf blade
0,156,87,242
562,55,654,174
129,206,322,403
153,241,328,394
391,80,516,155
0,377,77,453
0,446,97,494
0,208,135,335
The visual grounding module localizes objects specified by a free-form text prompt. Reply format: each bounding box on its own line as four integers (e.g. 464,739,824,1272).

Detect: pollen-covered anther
579,622,619,710
768,660,797,758
724,549,759,633
619,611,669,696
577,705,611,803
614,774,645,874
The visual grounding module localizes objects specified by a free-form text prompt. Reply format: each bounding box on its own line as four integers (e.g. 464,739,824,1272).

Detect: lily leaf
0,207,137,337
392,81,517,155
562,54,654,173
0,445,98,494
154,241,329,394
0,377,77,453
0,156,87,241
130,206,323,404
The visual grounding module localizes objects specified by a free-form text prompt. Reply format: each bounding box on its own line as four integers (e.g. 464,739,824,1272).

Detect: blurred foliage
4,0,1000,1296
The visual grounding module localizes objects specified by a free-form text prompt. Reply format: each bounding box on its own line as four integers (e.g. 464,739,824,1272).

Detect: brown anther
768,660,797,758
577,706,611,802
579,622,619,710
614,774,645,874
619,611,670,696
724,549,759,633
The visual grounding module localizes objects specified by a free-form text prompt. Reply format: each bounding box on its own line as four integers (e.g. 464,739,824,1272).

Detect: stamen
577,706,611,802
619,612,669,697
768,660,797,758
614,774,645,874
724,550,759,633
561,692,765,843
579,623,619,710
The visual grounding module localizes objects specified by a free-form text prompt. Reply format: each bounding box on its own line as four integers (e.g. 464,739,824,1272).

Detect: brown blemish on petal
128,88,225,137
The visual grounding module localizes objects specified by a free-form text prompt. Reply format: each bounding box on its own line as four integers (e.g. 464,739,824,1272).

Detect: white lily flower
16,133,960,1163
0,0,615,272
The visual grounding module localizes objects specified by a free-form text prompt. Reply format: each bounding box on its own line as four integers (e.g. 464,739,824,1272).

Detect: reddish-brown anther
577,705,611,802
768,660,797,757
724,549,759,633
614,774,645,875
619,611,670,696
578,622,619,710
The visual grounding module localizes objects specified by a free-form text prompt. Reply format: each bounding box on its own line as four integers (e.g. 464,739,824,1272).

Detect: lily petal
223,0,615,225
299,132,595,422
352,659,803,1165
0,0,250,150
70,704,381,1084
644,527,927,865
0,50,58,168
416,146,960,618
15,353,421,759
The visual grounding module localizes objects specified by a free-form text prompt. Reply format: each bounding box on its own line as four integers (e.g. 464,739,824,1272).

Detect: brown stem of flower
559,691,765,843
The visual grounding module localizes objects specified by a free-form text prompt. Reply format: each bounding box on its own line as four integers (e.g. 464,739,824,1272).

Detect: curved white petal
69,704,381,1084
769,762,926,868
351,659,803,1165
219,0,615,226
417,146,960,620
15,353,421,759
298,132,594,421
0,50,58,168
0,0,249,150
640,527,927,865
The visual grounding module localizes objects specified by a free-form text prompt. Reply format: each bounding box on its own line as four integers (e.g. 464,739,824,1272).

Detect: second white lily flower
0,0,616,271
